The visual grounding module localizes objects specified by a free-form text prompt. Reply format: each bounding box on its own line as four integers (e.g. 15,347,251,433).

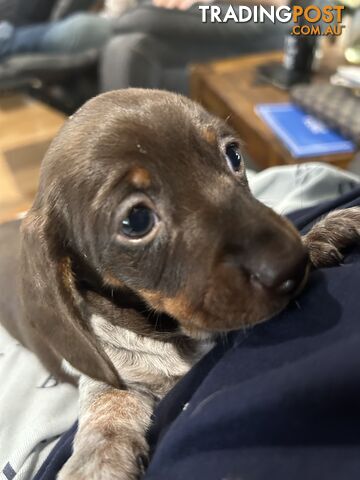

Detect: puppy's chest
90,315,211,386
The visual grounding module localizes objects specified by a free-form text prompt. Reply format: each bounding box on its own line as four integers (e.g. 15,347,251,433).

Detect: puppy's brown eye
120,204,156,239
225,143,242,172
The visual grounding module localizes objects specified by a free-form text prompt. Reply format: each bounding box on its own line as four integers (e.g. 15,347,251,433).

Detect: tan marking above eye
202,127,217,145
128,167,151,189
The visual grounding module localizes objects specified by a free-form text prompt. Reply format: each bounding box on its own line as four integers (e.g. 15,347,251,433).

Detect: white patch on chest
90,314,211,382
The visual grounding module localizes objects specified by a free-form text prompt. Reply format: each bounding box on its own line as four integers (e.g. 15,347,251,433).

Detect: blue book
255,103,355,158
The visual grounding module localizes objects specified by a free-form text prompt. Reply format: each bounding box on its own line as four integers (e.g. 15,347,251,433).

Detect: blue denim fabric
0,13,111,60
0,21,16,58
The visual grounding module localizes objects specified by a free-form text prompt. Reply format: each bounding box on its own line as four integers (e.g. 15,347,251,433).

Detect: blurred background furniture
0,0,109,113
0,93,65,223
191,50,358,170
0,50,99,113
1,1,287,112
102,4,287,94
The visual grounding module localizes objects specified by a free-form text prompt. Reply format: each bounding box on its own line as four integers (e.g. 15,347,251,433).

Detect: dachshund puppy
3,89,359,480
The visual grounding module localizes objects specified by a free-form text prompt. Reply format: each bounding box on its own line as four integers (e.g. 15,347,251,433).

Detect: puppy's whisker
153,312,160,331
220,332,229,349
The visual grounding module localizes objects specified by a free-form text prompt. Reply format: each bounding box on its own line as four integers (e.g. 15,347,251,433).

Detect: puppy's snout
226,242,309,297
248,247,309,295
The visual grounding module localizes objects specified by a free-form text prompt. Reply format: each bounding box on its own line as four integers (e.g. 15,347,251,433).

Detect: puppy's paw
303,207,360,268
57,428,148,480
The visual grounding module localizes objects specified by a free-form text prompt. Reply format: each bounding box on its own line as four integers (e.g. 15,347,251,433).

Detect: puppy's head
22,89,308,382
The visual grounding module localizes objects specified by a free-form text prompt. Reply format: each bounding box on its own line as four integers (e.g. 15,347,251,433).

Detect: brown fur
303,208,360,268
1,89,359,479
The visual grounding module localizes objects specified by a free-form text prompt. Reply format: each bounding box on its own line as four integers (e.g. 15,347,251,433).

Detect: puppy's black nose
248,247,309,295
226,241,309,297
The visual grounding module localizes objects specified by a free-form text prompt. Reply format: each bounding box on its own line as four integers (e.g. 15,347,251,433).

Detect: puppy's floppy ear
20,211,121,388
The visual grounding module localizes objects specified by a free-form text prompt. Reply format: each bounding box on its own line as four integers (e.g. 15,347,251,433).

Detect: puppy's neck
87,312,213,400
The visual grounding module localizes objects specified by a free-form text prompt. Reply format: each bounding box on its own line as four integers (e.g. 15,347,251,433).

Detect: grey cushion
0,49,98,89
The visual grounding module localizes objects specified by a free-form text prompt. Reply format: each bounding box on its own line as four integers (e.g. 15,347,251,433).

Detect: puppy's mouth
140,262,310,340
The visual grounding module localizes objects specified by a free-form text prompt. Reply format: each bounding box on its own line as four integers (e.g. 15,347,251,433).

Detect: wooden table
0,94,65,223
191,51,355,170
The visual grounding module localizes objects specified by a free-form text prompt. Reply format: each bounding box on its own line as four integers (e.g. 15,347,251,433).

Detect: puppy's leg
303,207,360,268
58,377,153,480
